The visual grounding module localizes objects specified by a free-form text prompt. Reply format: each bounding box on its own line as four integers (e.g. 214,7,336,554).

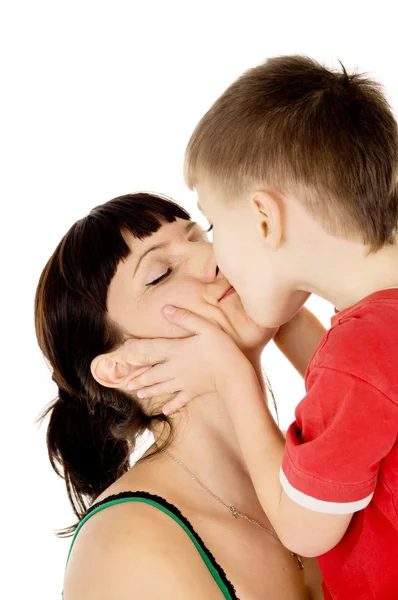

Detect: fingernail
137,391,145,398
162,407,171,415
164,305,175,315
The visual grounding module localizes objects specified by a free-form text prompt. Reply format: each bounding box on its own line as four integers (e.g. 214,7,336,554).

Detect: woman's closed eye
146,267,173,286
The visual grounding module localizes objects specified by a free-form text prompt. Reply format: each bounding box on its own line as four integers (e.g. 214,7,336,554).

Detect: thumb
163,305,211,334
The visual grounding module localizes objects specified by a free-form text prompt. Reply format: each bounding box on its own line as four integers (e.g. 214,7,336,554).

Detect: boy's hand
122,305,251,414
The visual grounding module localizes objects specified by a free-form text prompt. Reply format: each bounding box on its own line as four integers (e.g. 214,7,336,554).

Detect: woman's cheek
161,279,201,310
139,286,200,338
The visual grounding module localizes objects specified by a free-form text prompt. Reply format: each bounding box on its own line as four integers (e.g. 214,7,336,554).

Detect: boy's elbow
277,502,353,558
280,532,337,558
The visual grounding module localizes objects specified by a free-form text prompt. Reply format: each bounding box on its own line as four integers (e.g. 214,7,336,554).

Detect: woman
35,193,323,599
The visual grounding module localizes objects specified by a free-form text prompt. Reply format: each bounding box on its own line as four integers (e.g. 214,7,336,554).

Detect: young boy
124,56,398,598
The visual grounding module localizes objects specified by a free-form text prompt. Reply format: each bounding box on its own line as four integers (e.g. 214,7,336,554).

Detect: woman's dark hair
35,193,190,535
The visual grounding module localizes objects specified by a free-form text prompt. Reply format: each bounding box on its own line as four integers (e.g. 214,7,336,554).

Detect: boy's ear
250,190,283,250
91,351,147,389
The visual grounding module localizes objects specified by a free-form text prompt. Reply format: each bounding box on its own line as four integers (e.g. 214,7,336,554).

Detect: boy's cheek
213,240,244,282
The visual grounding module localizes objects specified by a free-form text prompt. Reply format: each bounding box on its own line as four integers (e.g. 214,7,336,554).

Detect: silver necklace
161,448,304,570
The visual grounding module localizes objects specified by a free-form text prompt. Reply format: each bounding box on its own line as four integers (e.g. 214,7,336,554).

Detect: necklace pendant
291,552,304,570
229,505,238,519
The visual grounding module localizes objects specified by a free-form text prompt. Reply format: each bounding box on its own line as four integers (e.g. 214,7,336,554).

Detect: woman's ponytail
43,389,131,535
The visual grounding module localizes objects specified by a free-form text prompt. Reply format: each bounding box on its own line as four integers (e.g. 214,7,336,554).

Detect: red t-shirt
281,289,398,599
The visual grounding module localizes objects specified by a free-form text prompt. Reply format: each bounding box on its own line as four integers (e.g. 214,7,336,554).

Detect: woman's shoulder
63,493,224,600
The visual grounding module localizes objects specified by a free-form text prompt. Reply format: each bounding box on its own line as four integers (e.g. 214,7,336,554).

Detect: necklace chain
160,448,303,570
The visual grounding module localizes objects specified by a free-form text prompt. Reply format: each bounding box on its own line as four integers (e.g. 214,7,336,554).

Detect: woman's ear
91,351,142,389
251,190,283,250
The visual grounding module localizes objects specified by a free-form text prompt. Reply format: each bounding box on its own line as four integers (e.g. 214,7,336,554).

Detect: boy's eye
206,224,213,233
146,268,173,287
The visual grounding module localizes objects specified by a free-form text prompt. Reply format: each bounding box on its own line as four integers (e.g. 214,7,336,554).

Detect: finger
126,362,171,391
120,338,164,367
125,365,153,386
135,380,178,399
121,337,172,366
163,305,213,335
162,391,194,415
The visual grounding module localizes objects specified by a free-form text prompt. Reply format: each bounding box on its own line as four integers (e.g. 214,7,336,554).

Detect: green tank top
65,491,238,599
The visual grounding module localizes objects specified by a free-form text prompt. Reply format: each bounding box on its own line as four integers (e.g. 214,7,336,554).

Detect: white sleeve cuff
279,469,373,514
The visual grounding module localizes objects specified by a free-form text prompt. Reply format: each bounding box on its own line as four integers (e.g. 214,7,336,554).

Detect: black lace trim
84,490,239,599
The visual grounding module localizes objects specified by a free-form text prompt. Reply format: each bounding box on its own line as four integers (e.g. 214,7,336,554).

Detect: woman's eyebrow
134,242,169,276
133,221,197,276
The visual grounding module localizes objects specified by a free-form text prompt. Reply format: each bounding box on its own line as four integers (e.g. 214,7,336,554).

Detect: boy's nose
203,250,220,283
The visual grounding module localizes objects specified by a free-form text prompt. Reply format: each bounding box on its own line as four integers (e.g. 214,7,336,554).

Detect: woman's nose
192,243,220,283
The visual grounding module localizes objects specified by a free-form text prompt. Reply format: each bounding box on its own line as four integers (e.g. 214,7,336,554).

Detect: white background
1,1,397,598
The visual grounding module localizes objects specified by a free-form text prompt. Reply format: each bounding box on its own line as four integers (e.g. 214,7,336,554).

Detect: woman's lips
219,285,236,301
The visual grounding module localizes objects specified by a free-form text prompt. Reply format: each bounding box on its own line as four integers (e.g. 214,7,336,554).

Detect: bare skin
64,220,324,599
65,402,323,600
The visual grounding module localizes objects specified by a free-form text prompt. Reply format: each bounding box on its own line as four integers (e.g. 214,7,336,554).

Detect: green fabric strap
65,496,234,599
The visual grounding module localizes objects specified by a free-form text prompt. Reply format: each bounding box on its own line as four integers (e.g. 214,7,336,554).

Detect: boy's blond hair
185,55,398,250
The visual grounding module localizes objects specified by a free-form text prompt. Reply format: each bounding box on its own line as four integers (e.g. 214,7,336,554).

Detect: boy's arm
223,350,397,558
221,359,352,557
273,307,326,378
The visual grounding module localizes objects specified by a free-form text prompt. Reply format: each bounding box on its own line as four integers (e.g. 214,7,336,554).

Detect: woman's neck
150,357,267,515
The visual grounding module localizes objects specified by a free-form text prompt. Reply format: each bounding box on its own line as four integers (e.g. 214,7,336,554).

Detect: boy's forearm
220,360,351,557
249,358,267,397
220,360,285,522
274,307,326,378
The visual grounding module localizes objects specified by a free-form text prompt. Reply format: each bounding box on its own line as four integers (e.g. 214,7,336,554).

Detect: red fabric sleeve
281,367,398,513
